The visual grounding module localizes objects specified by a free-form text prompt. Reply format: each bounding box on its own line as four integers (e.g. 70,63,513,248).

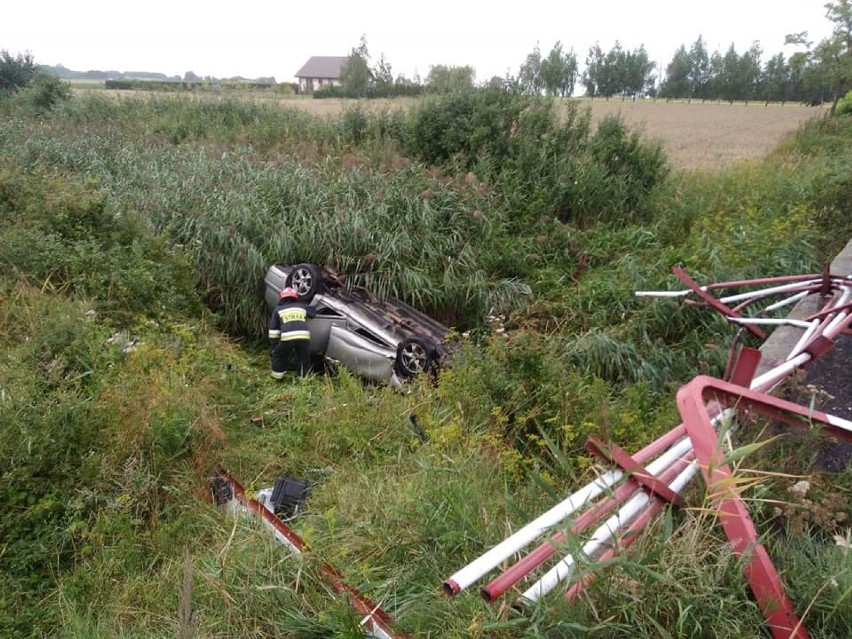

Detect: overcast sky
2,1,836,82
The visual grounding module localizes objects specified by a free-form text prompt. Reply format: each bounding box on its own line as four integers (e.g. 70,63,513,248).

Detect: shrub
0,50,36,94
835,89,852,116
402,89,667,227
584,114,669,222
0,158,201,321
27,72,71,113
404,88,527,171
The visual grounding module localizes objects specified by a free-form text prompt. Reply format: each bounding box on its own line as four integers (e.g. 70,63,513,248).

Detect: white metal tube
728,318,814,328
519,462,699,603
360,617,393,639
787,320,822,359
445,471,619,593
784,286,850,361
262,516,303,555
717,279,823,304
634,290,694,298
822,288,851,336
445,437,693,593
447,340,816,594
764,290,810,312
751,353,811,391
825,311,850,337
827,414,852,435
825,311,851,337
448,281,852,596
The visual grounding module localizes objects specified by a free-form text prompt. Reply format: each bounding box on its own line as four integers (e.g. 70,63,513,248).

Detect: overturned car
265,263,453,383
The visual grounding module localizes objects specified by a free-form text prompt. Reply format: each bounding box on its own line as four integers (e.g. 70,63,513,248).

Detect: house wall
298,77,341,94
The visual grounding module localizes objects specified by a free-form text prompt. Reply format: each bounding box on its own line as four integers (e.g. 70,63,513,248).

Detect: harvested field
578,99,829,171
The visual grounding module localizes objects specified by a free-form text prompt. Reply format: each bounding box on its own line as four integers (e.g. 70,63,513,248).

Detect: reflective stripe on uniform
278,308,307,322
280,330,310,341
269,330,281,339
271,370,286,379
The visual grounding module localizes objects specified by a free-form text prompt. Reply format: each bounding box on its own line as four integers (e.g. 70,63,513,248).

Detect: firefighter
269,287,316,379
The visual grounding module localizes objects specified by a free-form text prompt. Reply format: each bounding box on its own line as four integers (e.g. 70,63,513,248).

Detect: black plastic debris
268,476,312,522
211,475,234,506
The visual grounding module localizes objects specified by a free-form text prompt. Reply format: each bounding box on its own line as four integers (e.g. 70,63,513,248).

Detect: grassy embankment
1,90,850,638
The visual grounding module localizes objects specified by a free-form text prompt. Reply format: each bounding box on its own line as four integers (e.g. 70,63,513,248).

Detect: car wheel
395,337,437,378
286,263,323,301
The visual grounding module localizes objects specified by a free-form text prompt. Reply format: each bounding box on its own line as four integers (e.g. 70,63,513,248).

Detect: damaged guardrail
212,468,405,639
444,266,852,639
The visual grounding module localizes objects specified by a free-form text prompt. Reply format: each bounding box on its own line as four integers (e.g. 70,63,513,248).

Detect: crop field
576,99,829,171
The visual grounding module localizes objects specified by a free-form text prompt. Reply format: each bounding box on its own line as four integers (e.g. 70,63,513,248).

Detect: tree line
334,0,851,110
3,1,849,110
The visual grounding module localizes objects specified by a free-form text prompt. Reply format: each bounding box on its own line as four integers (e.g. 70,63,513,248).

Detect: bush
584,114,669,222
835,89,852,117
401,89,668,227
0,159,201,321
0,289,112,637
0,50,36,94
27,72,71,113
404,88,527,170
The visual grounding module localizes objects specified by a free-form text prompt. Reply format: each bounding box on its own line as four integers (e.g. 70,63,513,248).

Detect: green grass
0,89,850,637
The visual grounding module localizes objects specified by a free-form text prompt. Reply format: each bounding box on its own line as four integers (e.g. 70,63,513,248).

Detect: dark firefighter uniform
269,293,316,378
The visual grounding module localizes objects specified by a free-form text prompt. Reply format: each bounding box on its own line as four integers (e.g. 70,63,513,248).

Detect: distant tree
714,44,740,102
624,45,655,97
689,36,712,99
709,42,765,102
786,0,852,112
762,52,791,102
583,42,653,98
341,34,371,97
661,39,709,99
560,48,580,97
183,71,201,82
739,42,764,102
539,41,578,97
583,44,604,96
426,65,475,93
707,49,725,98
518,45,543,94
0,50,37,94
597,42,623,96
539,44,561,96
660,45,692,98
40,63,73,79
372,54,393,89
485,75,508,90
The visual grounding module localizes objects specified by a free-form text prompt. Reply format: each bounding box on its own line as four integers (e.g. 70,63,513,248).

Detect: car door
325,325,397,382
307,298,347,354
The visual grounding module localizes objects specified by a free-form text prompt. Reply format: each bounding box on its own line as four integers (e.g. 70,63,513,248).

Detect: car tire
286,263,324,301
395,337,437,379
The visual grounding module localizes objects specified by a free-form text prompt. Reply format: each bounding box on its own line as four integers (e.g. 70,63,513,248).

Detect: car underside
265,263,452,383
